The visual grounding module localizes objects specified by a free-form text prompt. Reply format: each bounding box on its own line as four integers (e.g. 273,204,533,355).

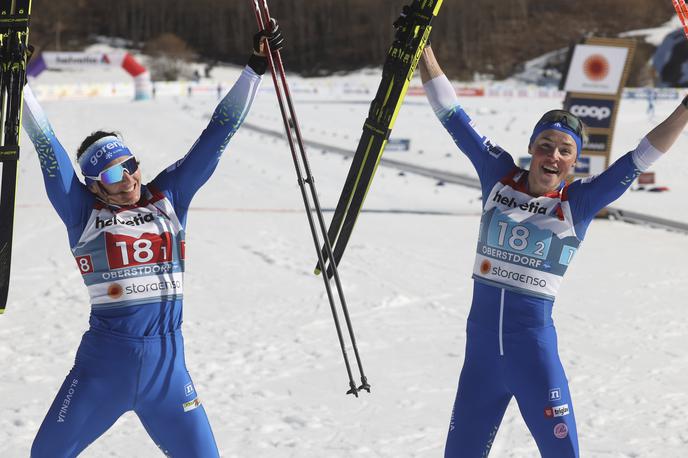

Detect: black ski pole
250,0,369,395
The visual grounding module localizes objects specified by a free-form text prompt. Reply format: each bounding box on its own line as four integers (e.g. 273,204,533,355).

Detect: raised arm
419,46,444,84
22,86,92,236
645,97,688,153
567,99,688,222
151,65,262,209
152,20,285,212
419,45,445,83
419,46,515,192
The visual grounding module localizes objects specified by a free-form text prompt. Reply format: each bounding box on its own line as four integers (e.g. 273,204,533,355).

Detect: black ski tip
346,381,359,397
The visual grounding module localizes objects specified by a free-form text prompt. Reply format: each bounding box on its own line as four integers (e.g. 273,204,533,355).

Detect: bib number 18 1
105,232,173,269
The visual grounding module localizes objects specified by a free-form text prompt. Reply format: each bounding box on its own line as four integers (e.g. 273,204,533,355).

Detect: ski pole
674,0,688,40
250,0,369,395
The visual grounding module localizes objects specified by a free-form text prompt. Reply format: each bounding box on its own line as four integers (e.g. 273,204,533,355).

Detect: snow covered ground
1,59,688,458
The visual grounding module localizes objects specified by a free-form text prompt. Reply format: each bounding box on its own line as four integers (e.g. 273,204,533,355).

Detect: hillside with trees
29,0,674,81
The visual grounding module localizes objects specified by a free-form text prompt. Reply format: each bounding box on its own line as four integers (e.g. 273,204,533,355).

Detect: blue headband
528,122,583,158
78,136,134,185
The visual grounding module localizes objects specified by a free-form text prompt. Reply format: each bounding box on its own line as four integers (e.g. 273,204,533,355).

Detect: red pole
673,0,688,39
249,0,369,396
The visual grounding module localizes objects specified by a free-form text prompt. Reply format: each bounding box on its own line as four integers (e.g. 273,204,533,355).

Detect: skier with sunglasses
22,22,284,457
419,45,686,457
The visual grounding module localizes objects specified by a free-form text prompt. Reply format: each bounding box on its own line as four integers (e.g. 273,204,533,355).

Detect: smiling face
527,129,577,196
87,156,142,206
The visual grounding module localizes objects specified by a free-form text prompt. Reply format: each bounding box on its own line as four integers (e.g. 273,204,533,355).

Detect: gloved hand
248,18,285,75
253,18,285,56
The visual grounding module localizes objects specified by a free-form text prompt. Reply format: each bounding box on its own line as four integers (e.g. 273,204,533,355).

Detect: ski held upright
315,0,443,278
0,0,32,313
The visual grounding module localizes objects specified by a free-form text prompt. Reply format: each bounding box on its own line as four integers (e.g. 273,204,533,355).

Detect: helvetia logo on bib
107,283,123,299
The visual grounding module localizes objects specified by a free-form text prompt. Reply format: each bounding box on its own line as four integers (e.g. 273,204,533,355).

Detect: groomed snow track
244,122,688,236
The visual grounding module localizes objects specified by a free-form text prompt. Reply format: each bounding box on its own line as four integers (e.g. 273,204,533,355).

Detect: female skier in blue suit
24,23,284,458
419,44,686,457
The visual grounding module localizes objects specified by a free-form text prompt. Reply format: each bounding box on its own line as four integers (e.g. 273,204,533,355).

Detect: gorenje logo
570,104,611,121
95,213,155,229
89,140,126,166
492,190,548,215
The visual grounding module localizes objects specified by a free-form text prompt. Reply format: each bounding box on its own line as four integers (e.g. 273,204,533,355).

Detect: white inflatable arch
28,52,152,100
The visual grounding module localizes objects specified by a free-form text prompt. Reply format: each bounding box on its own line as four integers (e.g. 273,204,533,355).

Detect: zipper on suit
499,288,505,356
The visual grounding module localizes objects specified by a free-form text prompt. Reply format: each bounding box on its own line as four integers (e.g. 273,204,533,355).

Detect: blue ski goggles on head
84,156,139,184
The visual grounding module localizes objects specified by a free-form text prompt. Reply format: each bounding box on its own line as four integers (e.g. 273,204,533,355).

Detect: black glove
253,18,285,56
248,18,285,75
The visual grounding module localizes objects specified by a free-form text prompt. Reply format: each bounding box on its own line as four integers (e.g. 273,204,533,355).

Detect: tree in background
30,0,673,81
143,33,197,81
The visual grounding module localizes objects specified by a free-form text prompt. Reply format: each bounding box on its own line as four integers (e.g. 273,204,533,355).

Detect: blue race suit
23,66,262,457
431,83,656,457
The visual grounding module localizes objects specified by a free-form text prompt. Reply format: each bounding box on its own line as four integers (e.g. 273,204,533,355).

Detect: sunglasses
536,110,584,138
85,157,139,184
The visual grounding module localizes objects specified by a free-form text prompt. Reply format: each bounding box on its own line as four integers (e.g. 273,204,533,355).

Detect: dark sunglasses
85,157,139,184
536,110,584,138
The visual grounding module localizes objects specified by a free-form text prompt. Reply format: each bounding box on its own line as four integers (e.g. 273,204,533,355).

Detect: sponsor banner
565,97,616,129
404,86,424,96
33,82,672,103
386,138,410,151
582,133,610,153
39,52,135,70
472,254,562,300
42,52,111,68
453,87,485,97
573,154,606,175
564,44,630,95
638,172,655,185
623,88,679,100
485,87,565,98
31,83,135,101
87,271,184,306
407,86,485,97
